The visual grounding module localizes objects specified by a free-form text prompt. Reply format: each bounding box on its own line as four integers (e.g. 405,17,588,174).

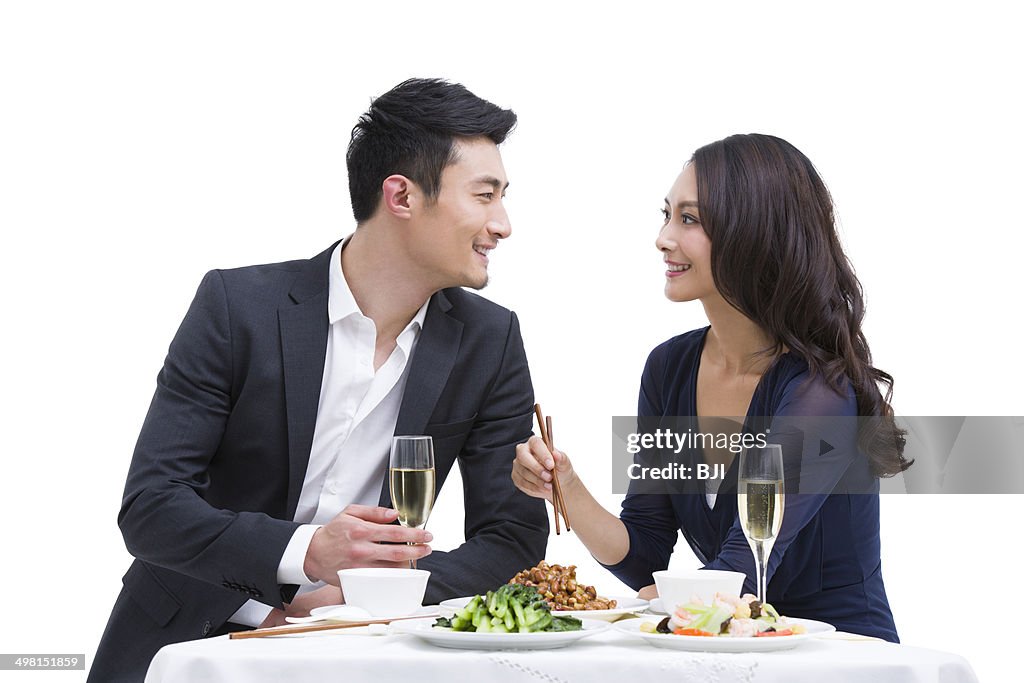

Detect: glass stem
754,540,768,604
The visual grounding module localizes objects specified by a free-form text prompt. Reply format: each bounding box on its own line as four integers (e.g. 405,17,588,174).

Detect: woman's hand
512,435,577,501
514,435,631,565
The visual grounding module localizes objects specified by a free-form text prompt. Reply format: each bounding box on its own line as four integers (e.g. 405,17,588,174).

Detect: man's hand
258,608,288,629
258,586,346,627
285,585,344,619
637,584,659,601
303,504,433,585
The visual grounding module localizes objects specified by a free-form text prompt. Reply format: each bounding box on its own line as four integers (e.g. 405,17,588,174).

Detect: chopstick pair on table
534,403,571,534
229,613,436,639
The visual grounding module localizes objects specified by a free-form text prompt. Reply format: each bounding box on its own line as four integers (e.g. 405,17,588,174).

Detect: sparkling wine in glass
389,435,435,569
737,443,784,604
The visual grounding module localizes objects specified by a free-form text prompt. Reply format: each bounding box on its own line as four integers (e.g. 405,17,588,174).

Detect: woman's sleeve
600,345,681,590
703,372,862,594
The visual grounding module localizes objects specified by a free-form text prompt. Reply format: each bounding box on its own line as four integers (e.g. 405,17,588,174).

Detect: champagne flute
389,435,436,569
737,443,784,604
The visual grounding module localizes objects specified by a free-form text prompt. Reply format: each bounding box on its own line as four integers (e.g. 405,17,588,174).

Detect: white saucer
286,605,434,624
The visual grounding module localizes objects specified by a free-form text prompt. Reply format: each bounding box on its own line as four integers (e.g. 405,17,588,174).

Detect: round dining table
144,619,978,683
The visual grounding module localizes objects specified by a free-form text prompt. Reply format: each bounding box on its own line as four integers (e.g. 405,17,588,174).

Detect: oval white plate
391,617,609,650
439,596,648,622
298,605,435,623
614,616,835,652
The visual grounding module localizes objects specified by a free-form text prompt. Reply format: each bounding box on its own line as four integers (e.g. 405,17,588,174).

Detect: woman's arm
512,437,629,564
511,341,683,581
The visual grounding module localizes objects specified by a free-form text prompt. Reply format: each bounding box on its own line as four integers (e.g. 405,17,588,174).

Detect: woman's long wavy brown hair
692,134,910,476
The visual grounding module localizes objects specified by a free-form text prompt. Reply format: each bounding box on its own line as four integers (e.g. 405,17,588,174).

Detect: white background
1,1,1021,681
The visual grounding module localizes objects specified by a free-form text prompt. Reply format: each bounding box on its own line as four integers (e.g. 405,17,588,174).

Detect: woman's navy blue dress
603,328,899,642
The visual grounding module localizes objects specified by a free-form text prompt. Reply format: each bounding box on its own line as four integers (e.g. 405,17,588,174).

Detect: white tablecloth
145,625,978,683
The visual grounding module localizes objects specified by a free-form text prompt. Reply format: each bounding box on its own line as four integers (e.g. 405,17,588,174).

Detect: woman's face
656,163,717,302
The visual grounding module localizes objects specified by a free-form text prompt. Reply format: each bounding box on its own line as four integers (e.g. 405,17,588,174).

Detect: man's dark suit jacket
89,243,548,681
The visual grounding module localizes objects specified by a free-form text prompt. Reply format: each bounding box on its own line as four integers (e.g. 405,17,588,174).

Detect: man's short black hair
346,78,517,223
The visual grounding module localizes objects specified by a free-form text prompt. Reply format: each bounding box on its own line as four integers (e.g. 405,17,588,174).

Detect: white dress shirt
230,239,429,625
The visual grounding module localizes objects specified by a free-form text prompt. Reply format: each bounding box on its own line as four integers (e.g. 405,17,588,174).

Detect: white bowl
337,568,430,617
652,569,745,614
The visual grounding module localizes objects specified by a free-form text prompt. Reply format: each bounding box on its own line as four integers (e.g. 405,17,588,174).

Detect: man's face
409,137,511,291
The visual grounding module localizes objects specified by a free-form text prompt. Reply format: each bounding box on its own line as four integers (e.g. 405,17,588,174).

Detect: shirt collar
328,237,430,333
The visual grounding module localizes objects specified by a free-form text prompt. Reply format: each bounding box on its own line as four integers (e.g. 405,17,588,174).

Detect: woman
512,134,910,642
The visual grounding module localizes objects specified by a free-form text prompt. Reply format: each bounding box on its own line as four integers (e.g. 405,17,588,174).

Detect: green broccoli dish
433,584,583,633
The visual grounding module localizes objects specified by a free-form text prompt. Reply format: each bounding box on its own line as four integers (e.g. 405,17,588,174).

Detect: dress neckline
688,326,789,512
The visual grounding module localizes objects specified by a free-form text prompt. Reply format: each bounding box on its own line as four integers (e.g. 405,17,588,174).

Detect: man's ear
381,175,414,219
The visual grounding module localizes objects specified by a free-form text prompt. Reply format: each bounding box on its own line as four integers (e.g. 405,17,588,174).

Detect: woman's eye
660,208,671,222
681,214,698,225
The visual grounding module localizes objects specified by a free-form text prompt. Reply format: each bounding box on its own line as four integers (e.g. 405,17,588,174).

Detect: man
90,78,548,681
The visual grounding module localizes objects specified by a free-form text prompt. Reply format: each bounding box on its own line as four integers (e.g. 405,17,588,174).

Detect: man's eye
479,193,494,200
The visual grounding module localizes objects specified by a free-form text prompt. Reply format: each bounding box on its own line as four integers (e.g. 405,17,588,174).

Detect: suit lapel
379,289,463,506
280,243,336,519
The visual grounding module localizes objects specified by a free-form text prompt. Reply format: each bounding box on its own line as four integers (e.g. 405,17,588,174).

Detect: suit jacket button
202,621,212,636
